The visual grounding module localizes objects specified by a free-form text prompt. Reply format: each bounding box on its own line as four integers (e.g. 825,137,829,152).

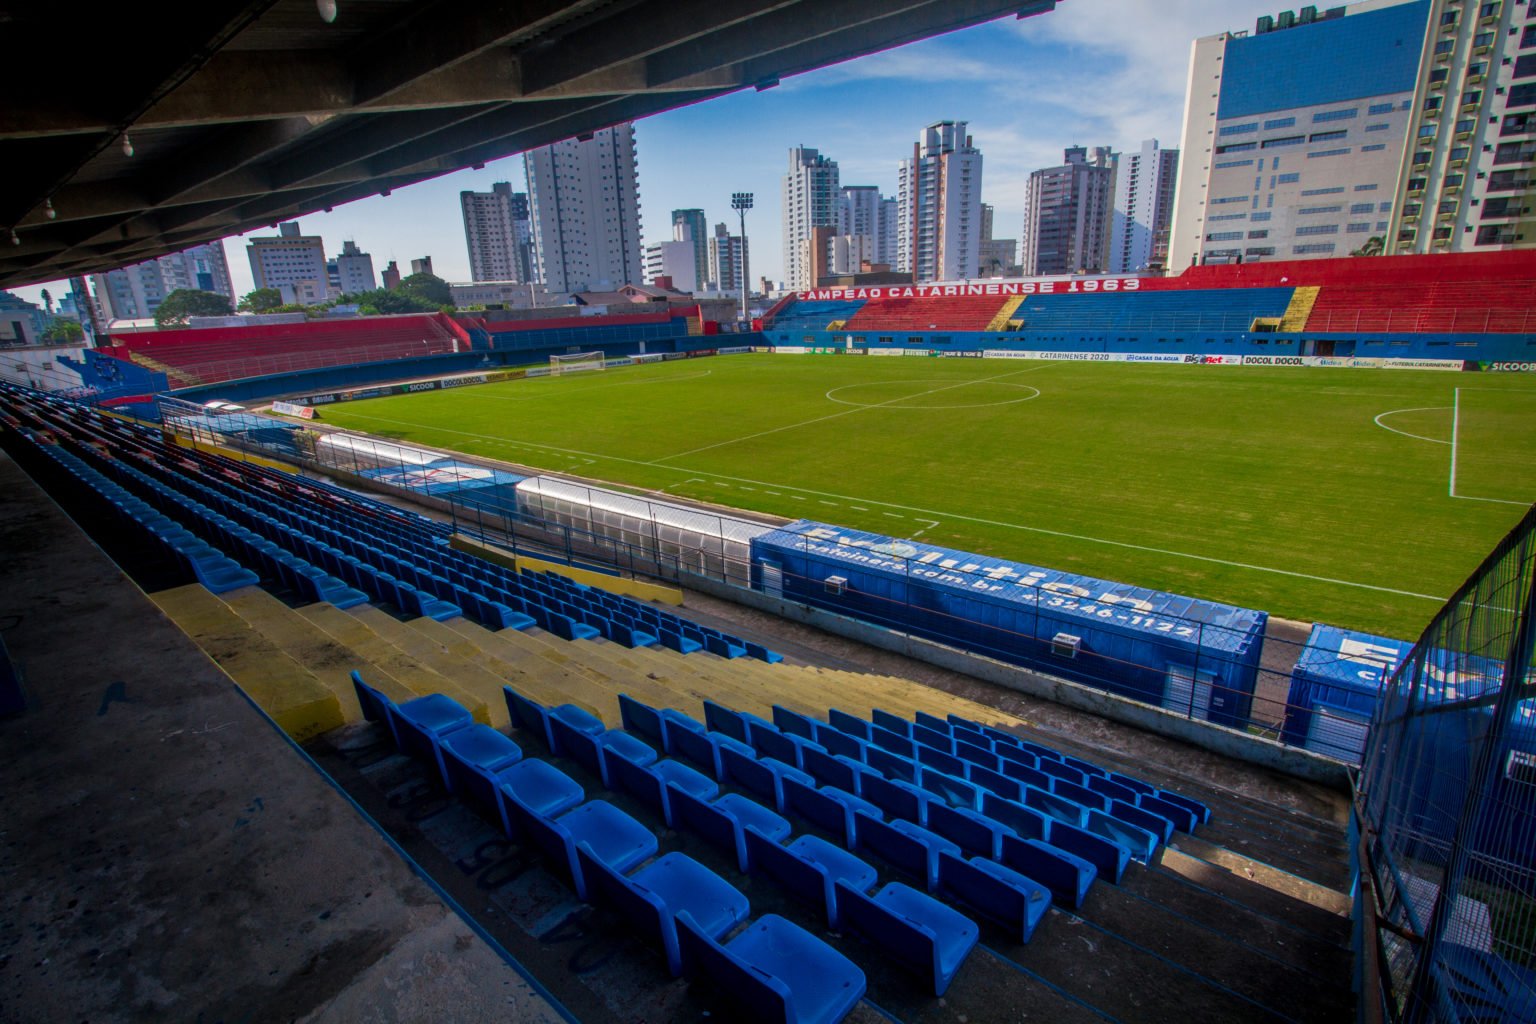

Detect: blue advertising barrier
750,521,1267,729
1281,624,1415,764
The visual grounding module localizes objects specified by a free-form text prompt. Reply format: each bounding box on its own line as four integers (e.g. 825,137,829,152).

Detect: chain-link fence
1357,503,1536,1023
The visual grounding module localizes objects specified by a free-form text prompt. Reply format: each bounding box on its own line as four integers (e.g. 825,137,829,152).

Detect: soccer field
317,354,1536,639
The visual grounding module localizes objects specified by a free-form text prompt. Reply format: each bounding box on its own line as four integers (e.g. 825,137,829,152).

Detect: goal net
550,351,606,375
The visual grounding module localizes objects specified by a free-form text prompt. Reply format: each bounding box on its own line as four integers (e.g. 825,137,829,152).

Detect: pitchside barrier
768,346,1470,369
1355,504,1536,1023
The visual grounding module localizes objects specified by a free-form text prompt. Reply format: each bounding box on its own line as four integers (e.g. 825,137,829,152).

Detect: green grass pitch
317,354,1536,639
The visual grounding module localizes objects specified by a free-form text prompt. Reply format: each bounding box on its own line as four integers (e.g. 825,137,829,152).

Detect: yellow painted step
402,616,606,722
344,606,551,728
985,294,1027,332
1279,285,1321,332
218,586,419,719
298,603,491,725
150,584,343,742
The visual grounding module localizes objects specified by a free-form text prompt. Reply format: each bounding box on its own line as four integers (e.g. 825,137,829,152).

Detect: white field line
1446,386,1534,505
337,409,1450,603
648,365,1047,463
1450,387,1461,498
1372,407,1451,445
460,369,714,402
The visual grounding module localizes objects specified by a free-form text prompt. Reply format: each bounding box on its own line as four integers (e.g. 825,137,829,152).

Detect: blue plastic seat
771,705,818,741
852,811,959,893
998,834,1097,910
496,759,584,838
1085,810,1159,863
743,829,876,929
723,747,814,812
801,746,859,793
671,726,750,780
918,767,980,811
979,792,1051,842
1151,789,1210,826
865,745,917,784
578,845,749,977
596,730,658,788
676,911,866,1024
1022,784,1088,826
525,799,657,900
1137,793,1200,834
672,787,792,872
618,693,665,745
827,708,873,741
608,753,669,823
967,764,1023,802
659,708,706,754
926,802,1011,859
1038,758,1087,788
703,700,749,742
869,725,916,759
862,774,932,826
786,834,878,929
1048,820,1132,884
916,745,967,777
936,851,1052,944
349,670,394,730
1108,798,1176,844
388,692,474,764
914,711,951,733
652,759,719,824
439,724,523,807
955,741,1001,773
836,879,979,996
1087,774,1141,806
911,724,956,754
870,708,912,736
548,703,605,755
781,777,881,848
503,686,554,751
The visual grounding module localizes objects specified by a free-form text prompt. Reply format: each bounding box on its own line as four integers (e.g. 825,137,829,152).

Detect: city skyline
8,0,1282,310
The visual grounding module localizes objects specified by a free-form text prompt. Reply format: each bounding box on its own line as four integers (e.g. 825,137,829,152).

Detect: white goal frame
550,351,606,375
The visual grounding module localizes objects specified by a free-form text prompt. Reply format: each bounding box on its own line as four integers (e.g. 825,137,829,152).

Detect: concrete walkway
0,451,568,1024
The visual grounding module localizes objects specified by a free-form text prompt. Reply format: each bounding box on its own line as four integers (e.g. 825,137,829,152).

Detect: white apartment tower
461,182,533,283
524,124,643,293
334,240,377,294
781,146,840,291
247,222,329,305
1109,139,1181,272
707,222,748,293
897,121,983,282
1388,0,1535,253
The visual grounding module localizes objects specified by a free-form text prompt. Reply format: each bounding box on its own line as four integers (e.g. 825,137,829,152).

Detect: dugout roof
1,0,1058,290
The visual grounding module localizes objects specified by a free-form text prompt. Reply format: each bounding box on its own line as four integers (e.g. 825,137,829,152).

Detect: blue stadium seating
523,798,658,901
676,911,866,1024
936,851,1052,944
835,879,979,997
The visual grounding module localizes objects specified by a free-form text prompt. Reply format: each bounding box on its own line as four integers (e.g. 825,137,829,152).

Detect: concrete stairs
1280,285,1321,332
985,294,1027,332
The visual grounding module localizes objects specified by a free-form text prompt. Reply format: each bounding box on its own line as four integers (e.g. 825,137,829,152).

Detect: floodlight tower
731,192,753,326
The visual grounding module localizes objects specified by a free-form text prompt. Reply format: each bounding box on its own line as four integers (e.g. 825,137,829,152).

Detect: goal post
550,351,606,375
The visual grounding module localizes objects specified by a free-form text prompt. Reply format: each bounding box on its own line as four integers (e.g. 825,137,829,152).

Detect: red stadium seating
842,295,1010,332
103,314,462,386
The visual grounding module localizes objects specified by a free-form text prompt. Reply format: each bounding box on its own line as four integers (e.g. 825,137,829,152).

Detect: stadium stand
765,299,868,333
102,313,465,386
843,295,1008,332
1009,287,1295,333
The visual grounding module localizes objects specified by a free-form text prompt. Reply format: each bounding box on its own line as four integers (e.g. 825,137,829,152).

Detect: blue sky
14,0,1282,308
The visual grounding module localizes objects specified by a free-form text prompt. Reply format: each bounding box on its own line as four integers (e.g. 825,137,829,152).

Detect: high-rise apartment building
1168,2,1430,267
644,239,698,292
1388,0,1535,254
247,222,329,305
781,147,840,291
334,240,377,294
91,240,234,319
707,222,748,294
1021,146,1117,276
1109,139,1180,272
410,256,434,277
897,121,984,282
461,182,533,283
525,124,643,293
670,209,708,292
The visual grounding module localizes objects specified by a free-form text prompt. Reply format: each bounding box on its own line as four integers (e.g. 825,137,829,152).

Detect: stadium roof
0,0,1059,291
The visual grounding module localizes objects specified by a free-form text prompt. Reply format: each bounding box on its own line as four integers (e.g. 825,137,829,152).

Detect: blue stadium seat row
351,671,866,1022
10,393,787,665
616,693,1061,946
37,445,260,593
517,689,979,997
1013,287,1295,333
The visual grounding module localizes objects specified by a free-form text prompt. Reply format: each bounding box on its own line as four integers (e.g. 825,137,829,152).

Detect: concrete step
297,602,490,725
218,585,421,719
150,583,343,742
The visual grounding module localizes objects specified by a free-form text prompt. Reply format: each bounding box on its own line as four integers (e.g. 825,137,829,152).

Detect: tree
237,287,283,313
1350,236,1385,258
345,287,437,316
153,288,234,326
398,272,452,307
40,318,84,343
